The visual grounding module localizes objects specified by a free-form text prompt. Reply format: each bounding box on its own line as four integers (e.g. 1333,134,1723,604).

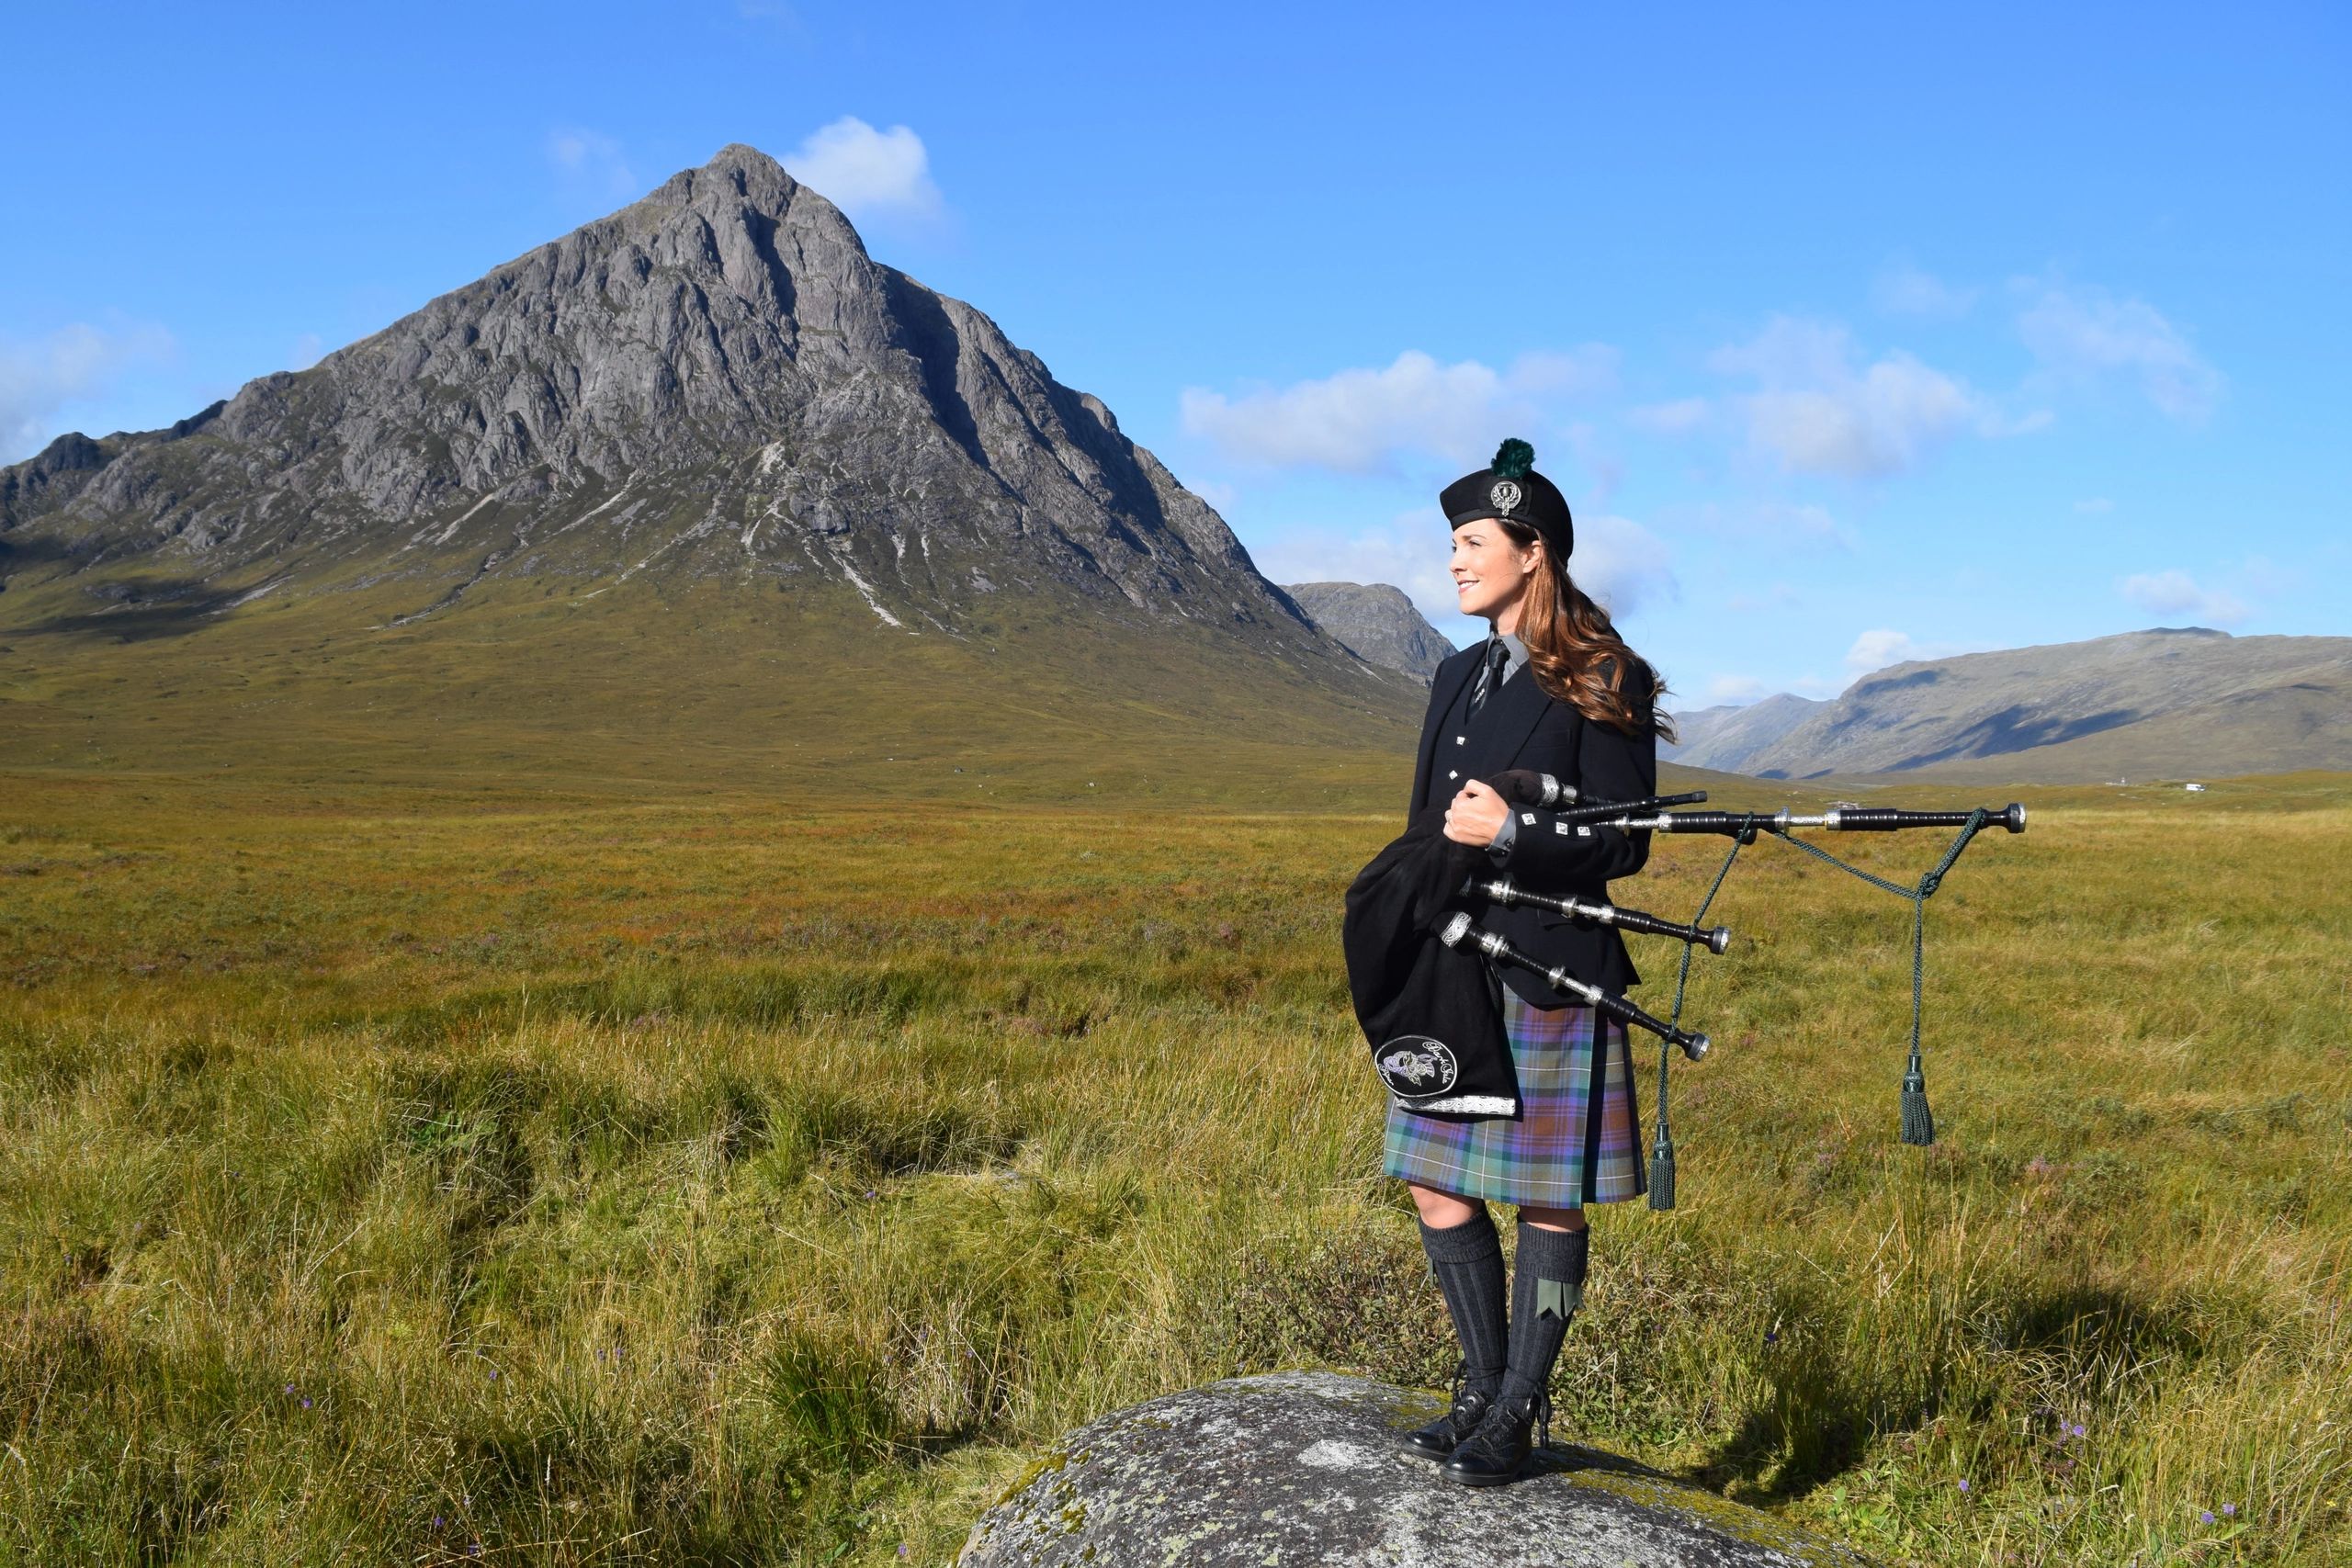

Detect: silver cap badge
1489,479,1522,516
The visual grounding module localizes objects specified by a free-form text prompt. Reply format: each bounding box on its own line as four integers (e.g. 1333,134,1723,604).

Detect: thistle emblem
1374,1036,1460,1097
1489,479,1522,516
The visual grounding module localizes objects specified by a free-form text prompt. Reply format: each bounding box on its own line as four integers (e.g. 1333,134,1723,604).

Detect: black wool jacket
1411,641,1658,1005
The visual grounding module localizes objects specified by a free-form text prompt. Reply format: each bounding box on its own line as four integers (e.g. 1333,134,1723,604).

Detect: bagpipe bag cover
1343,809,1521,1122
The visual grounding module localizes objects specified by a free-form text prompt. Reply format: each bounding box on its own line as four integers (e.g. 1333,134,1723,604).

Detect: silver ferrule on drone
1438,912,1711,1062
1469,875,1734,955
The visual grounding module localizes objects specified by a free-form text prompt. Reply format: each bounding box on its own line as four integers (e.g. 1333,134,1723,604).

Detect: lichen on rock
957,1371,1868,1567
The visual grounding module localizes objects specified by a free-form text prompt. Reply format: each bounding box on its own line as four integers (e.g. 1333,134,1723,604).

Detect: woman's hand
1443,779,1510,846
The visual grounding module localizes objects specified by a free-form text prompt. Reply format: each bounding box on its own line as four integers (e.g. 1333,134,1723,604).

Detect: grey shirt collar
1487,631,1529,682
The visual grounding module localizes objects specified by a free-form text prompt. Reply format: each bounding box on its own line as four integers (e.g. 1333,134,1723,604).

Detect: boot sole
1439,1463,1523,1487
1394,1434,1454,1461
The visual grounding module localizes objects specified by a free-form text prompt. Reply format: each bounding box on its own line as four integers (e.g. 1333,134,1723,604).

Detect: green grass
2,771,2346,1565
0,558,1425,806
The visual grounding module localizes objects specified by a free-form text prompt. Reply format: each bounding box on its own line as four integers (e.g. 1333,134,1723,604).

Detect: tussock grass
1,773,2346,1564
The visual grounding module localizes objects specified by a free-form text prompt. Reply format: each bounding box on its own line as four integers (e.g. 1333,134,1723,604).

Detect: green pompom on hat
1439,436,1572,561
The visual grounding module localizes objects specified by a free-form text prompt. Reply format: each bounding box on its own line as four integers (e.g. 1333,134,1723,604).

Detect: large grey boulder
959,1371,1865,1567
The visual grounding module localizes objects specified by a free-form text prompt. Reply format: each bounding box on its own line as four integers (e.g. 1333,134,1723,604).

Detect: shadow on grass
1525,1442,1670,1482
8,576,250,642
1691,1280,2206,1504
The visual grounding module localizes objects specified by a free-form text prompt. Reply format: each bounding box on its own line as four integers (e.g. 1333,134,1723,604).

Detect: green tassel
1899,1049,1935,1146
1490,437,1535,479
1648,1129,1677,1211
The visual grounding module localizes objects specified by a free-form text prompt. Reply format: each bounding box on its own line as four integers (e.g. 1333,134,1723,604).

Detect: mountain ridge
2,145,1319,638
1282,581,1453,681
1667,628,2351,782
0,143,1423,800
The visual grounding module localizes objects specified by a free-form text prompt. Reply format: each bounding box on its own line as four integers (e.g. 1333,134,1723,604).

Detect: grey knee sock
1500,1221,1589,1408
1418,1209,1507,1395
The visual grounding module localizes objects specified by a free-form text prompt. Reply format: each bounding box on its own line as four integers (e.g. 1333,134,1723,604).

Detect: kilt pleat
1382,988,1645,1209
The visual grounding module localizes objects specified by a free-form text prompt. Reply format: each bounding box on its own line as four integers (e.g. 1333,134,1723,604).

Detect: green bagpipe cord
1649,808,1990,1212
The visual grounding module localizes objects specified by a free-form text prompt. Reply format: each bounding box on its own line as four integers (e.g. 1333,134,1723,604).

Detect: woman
1387,438,1671,1486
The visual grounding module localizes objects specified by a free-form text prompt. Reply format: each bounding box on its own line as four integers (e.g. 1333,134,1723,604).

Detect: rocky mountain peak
2,144,1363,666
1283,581,1453,681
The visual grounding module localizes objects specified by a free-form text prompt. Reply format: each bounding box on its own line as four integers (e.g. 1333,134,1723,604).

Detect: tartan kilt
1382,988,1645,1209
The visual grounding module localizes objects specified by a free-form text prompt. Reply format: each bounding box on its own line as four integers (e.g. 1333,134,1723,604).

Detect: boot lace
1458,1385,1551,1462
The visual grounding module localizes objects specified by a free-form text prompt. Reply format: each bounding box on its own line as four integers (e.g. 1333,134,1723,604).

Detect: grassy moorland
0,771,2346,1565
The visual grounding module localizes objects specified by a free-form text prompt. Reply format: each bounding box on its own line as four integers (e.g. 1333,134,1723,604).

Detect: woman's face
1449,519,1539,628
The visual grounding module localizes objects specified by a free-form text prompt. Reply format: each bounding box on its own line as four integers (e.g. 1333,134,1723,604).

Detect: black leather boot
1443,1220,1588,1484
1396,1211,1508,1460
1394,1367,1495,1461
1439,1389,1550,1487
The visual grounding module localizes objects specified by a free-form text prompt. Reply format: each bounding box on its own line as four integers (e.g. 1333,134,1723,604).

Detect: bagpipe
1344,768,2027,1208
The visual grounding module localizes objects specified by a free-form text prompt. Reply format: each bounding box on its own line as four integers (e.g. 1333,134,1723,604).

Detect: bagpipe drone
1342,770,2027,1209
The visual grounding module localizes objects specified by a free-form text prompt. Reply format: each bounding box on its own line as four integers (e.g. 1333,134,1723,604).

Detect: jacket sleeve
1499,691,1657,888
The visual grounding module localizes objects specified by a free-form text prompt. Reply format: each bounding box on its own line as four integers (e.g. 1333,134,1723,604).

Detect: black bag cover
1342,807,1521,1122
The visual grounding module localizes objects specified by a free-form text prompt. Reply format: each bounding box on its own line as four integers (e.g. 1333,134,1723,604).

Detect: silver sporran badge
1489,479,1522,516
1375,1035,1460,1098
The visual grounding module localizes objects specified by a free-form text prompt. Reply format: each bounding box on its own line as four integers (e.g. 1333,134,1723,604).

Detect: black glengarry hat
1441,437,1572,562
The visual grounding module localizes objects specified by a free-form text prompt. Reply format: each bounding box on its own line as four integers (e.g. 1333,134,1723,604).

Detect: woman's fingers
1445,779,1508,843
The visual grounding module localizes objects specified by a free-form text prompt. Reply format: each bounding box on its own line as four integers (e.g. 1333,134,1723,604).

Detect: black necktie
1469,639,1510,717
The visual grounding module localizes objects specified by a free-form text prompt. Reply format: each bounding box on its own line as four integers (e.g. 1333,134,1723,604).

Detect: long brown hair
1500,523,1677,743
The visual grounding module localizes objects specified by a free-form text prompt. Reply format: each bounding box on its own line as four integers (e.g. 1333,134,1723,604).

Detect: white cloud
1185,477,1238,513
1843,627,1987,675
289,333,324,371
0,319,176,462
2075,496,2114,514
1179,347,1613,474
1707,316,1982,478
547,127,637,201
1247,507,1464,629
1846,627,1923,673
2117,569,2249,626
1702,674,1770,704
1871,264,1980,318
1571,512,1678,619
1558,419,1624,508
1245,502,1675,637
2017,282,2222,423
1628,396,1711,435
1504,345,1620,400
1682,499,1849,549
782,116,942,220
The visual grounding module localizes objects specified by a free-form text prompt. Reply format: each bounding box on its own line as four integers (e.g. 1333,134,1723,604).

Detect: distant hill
1660,692,1822,773
0,145,1422,802
1283,582,1453,681
1667,628,2352,783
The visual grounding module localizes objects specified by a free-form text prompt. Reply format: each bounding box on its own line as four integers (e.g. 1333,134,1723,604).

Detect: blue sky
4,1,2346,706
